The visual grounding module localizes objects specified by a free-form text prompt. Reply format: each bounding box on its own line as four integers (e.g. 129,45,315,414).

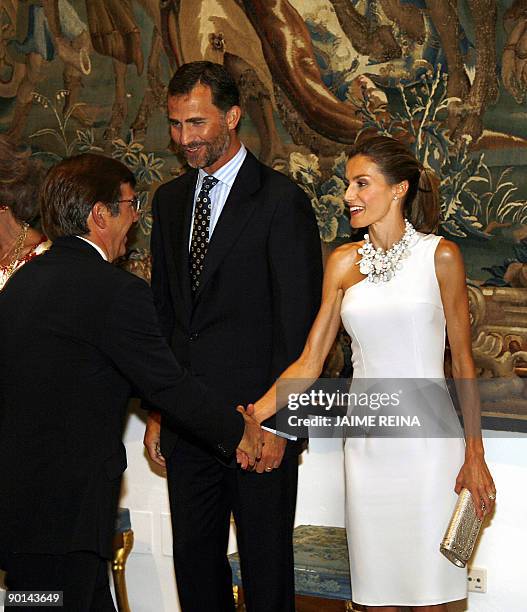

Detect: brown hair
0,135,44,222
351,135,440,233
40,153,136,240
168,61,240,112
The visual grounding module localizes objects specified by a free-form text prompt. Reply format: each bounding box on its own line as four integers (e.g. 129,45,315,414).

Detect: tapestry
1,0,526,430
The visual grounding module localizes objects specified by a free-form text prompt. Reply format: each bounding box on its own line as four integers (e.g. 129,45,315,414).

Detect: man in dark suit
143,62,323,612
0,153,262,611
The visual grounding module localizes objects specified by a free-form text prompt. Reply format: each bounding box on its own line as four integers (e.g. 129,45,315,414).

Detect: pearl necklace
358,219,416,283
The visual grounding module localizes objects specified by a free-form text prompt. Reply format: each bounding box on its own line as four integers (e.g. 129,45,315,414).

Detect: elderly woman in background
0,136,51,290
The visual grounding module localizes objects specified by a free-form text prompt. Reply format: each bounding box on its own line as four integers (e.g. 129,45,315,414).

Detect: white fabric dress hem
353,592,467,607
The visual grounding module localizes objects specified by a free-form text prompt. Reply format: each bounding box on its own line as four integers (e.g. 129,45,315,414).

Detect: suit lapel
167,170,196,316
194,153,261,301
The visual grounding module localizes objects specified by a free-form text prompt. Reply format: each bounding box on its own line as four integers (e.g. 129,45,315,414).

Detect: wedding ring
488,492,496,501
265,467,273,472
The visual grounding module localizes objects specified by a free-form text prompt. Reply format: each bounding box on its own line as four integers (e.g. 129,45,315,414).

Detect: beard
178,122,230,169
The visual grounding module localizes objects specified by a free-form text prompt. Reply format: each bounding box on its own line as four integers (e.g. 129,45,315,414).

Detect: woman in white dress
250,135,495,611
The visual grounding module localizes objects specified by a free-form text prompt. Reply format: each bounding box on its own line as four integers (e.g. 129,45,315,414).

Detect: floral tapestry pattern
1,0,526,429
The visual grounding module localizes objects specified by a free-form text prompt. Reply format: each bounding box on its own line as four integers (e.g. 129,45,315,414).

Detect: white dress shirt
188,144,247,248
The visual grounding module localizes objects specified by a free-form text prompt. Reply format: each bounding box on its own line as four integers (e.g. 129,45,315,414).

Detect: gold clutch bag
440,488,482,568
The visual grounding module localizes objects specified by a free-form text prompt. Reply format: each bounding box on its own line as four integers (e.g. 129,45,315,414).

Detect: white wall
2,415,525,612
454,432,527,612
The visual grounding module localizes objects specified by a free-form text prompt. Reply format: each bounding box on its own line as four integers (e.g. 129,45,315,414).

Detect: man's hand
236,405,263,469
143,411,166,467
255,430,287,474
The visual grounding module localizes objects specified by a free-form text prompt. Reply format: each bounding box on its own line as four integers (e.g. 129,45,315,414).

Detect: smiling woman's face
344,154,399,229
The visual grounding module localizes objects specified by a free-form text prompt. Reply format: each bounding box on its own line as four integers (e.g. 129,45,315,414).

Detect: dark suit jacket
0,237,244,559
151,150,323,456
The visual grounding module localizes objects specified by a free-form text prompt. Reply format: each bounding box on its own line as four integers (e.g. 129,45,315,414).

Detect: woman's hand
455,453,496,519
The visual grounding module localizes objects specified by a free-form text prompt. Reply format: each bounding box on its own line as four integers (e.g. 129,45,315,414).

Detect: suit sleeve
265,183,323,426
150,189,175,342
101,275,244,457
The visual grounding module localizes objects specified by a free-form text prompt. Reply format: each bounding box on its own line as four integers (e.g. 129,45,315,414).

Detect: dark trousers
3,551,115,612
167,438,298,612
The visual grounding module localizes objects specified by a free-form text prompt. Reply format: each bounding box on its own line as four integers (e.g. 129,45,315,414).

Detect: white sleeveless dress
340,232,467,606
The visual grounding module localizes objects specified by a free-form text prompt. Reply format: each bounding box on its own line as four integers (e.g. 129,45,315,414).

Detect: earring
393,196,398,201
0,205,8,212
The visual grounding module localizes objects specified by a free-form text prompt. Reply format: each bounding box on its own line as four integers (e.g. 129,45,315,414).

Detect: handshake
145,403,287,474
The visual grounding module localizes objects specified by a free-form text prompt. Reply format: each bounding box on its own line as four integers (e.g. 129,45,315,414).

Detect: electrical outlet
467,567,487,593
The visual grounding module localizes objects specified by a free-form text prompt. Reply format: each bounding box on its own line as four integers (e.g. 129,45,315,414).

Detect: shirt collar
76,236,108,261
197,143,247,187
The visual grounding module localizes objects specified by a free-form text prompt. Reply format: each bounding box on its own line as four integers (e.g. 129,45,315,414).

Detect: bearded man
143,61,322,612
